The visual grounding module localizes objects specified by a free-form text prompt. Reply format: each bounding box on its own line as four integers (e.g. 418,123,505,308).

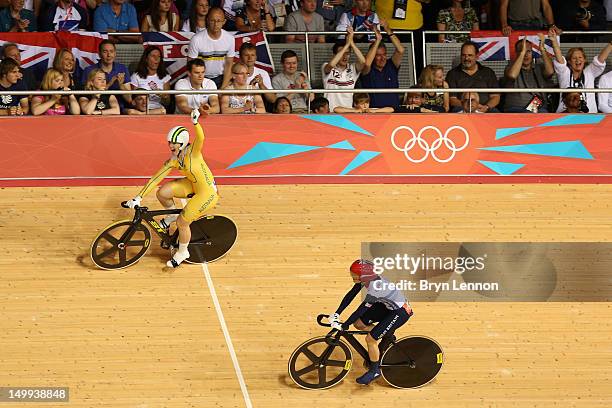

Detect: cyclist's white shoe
167,244,189,268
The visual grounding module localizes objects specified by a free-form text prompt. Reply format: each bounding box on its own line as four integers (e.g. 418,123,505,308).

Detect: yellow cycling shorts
169,178,219,223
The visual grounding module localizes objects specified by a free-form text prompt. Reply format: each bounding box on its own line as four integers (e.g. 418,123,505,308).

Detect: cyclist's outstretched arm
138,160,174,198
191,109,205,152
335,282,362,315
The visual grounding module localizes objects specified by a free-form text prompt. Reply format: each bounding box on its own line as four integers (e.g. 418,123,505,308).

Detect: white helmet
167,126,190,151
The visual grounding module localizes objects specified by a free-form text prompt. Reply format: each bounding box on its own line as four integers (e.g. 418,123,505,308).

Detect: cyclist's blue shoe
356,367,381,385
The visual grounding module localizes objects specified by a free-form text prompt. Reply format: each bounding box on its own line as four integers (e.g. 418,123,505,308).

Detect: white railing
3,87,612,115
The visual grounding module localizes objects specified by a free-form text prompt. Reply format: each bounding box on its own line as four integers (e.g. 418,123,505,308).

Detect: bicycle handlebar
317,314,331,327
121,201,141,209
318,313,369,335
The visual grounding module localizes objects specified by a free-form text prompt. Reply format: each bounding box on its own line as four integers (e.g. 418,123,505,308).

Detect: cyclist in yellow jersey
125,109,219,267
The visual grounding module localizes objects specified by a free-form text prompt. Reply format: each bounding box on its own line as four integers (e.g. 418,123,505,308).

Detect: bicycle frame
330,330,370,359
121,206,182,249
316,315,371,363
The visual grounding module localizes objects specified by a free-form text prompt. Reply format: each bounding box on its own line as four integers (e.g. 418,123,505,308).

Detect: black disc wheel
185,215,237,263
288,336,353,390
380,336,444,389
91,220,151,270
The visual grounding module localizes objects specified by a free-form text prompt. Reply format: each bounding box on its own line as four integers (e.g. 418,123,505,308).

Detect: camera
576,7,592,21
578,97,589,113
567,83,589,113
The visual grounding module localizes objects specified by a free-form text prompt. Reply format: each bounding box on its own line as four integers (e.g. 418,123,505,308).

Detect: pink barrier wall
1,113,610,186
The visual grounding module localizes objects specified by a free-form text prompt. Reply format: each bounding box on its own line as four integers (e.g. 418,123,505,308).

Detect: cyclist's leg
355,302,387,331
368,307,410,358
379,306,412,352
354,303,387,365
167,191,218,267
157,179,193,228
357,307,410,385
354,319,374,331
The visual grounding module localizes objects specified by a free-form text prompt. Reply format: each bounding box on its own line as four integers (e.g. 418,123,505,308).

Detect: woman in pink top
31,69,80,116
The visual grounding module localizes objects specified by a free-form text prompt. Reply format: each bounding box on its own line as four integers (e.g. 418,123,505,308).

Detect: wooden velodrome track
0,183,611,407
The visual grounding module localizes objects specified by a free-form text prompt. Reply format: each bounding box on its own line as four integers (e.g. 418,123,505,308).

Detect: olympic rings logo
390,125,470,163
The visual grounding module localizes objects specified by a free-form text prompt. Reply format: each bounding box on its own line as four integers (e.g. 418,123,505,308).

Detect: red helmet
349,259,378,283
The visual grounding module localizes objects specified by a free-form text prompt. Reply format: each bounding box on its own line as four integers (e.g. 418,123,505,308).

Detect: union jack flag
470,30,558,61
56,31,107,72
234,31,273,73
142,31,273,85
0,31,106,84
515,33,558,60
470,32,510,61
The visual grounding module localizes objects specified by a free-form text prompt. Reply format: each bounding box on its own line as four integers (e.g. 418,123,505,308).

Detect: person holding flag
502,32,554,112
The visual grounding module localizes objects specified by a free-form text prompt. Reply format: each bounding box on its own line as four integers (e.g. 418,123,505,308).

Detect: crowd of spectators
3,0,611,39
2,0,612,115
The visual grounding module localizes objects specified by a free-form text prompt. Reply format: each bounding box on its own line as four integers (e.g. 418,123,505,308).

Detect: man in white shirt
187,7,236,89
175,58,220,114
239,42,276,104
322,28,370,111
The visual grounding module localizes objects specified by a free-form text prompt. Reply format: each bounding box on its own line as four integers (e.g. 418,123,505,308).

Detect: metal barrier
3,87,612,115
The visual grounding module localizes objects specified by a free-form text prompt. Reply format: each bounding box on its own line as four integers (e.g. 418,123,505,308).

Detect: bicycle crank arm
189,239,212,246
381,361,416,368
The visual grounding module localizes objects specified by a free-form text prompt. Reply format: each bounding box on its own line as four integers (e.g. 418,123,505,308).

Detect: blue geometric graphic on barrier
301,114,373,136
340,151,381,175
478,160,526,175
327,140,356,150
538,114,605,127
228,142,320,169
493,114,605,140
479,140,593,160
495,127,533,140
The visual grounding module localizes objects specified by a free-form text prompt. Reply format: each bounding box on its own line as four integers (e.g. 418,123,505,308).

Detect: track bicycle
288,314,443,389
90,199,237,270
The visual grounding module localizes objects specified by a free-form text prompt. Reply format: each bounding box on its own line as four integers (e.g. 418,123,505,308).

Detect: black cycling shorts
360,302,390,325
369,306,412,341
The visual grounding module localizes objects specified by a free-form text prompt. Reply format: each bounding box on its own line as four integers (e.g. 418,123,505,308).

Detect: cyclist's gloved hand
330,321,343,331
328,312,340,324
191,108,200,125
125,196,142,209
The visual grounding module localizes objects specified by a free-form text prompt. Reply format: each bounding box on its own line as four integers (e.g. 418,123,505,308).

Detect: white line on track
201,262,253,408
2,174,611,181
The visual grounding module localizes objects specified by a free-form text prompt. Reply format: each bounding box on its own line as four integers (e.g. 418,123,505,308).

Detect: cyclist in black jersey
329,259,413,385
